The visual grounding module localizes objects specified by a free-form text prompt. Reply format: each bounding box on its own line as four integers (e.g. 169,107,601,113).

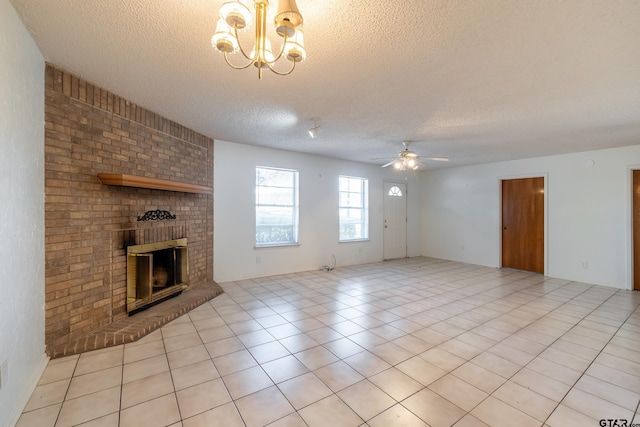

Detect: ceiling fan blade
370,157,396,161
381,160,396,168
424,157,449,161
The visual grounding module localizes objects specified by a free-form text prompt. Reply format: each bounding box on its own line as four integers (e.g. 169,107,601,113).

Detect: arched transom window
388,186,403,197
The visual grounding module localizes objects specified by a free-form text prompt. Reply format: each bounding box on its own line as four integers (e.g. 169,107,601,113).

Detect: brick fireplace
44,64,220,357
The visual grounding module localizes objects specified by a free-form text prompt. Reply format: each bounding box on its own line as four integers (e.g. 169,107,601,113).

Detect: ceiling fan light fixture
392,158,419,171
377,141,447,170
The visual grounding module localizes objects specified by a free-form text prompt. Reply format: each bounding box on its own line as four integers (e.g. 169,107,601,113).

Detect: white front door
383,182,407,260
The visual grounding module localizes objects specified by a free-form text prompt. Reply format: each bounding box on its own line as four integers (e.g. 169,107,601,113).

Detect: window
255,167,299,246
339,176,369,241
388,186,403,196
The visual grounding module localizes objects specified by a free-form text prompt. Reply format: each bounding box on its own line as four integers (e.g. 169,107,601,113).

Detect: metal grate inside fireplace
127,238,189,314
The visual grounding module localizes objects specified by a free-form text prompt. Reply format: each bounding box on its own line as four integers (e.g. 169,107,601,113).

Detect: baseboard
4,353,49,427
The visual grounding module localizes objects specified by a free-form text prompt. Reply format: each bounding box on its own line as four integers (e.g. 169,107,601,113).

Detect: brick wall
44,64,214,354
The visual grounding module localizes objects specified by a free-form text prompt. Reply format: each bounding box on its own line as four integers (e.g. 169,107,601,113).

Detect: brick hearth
48,281,223,358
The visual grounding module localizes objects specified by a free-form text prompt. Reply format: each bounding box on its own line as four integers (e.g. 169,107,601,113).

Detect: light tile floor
17,257,640,427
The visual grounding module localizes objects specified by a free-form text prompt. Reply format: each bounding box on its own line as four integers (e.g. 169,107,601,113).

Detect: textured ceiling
9,0,640,168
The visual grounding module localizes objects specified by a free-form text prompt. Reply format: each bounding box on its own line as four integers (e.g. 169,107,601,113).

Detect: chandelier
212,0,306,79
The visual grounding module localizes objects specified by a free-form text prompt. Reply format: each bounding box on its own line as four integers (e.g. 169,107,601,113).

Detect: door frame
497,173,549,275
383,181,408,260
627,166,640,290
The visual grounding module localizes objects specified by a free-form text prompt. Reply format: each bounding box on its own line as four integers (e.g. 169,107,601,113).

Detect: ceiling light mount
212,0,306,79
308,120,320,138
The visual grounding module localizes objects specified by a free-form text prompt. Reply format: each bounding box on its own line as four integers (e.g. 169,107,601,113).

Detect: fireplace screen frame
126,238,189,314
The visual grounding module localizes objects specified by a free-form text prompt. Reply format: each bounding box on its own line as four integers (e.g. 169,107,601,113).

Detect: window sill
255,243,301,249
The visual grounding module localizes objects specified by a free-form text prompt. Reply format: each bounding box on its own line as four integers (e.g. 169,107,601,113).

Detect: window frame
338,175,369,242
255,166,300,247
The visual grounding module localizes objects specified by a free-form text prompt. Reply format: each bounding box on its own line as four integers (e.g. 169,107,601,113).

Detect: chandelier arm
265,58,296,76
232,26,255,62
223,51,255,70
268,33,289,64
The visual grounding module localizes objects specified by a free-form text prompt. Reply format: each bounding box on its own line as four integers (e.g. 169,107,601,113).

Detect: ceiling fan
373,142,449,170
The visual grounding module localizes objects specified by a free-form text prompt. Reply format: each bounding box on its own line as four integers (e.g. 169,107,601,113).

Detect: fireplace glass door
127,238,188,314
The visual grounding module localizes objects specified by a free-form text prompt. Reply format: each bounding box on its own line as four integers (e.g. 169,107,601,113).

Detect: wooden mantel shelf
98,173,212,195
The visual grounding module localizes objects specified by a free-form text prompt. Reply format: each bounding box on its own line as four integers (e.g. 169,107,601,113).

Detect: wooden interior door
502,177,544,273
633,170,640,290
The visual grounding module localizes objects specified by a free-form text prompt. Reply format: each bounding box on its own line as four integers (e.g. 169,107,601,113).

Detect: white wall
0,1,47,426
421,145,640,289
214,140,422,282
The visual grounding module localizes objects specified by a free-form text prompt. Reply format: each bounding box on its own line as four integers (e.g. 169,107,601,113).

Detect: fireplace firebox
127,238,189,314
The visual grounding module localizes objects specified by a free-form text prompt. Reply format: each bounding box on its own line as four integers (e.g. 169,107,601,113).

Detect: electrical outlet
0,360,7,389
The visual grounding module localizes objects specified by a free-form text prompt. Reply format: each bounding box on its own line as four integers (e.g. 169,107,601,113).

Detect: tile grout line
20,258,640,427
219,268,573,425
225,268,574,425
536,290,639,426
